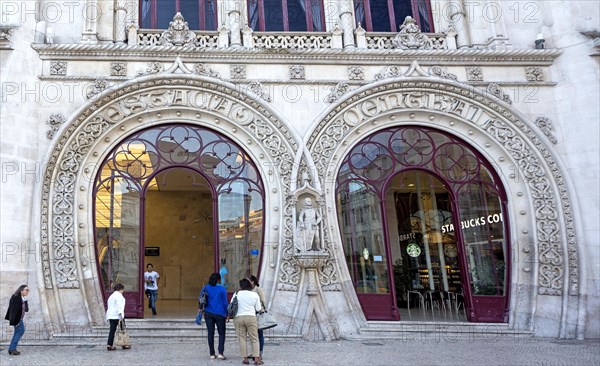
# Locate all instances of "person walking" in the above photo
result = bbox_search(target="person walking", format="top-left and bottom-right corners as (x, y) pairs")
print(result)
(4, 285), (30, 355)
(201, 273), (229, 360)
(106, 283), (129, 350)
(232, 278), (263, 365)
(144, 263), (160, 315)
(249, 275), (266, 359)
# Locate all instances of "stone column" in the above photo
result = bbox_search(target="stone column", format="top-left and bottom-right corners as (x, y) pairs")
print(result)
(114, 0), (127, 44)
(339, 0), (356, 48)
(81, 0), (99, 44)
(447, 0), (471, 48)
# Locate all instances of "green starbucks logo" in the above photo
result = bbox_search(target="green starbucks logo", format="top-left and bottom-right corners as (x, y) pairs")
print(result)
(406, 243), (421, 257)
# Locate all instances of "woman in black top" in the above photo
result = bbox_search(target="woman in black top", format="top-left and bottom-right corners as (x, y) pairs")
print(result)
(4, 284), (29, 355)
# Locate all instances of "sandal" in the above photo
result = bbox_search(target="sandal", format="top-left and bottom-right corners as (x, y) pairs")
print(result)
(106, 346), (117, 351)
(242, 358), (250, 365)
(254, 357), (264, 365)
(122, 345), (131, 349)
(217, 354), (227, 360)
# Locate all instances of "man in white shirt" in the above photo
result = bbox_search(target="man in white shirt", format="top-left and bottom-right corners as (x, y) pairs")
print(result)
(144, 263), (160, 315)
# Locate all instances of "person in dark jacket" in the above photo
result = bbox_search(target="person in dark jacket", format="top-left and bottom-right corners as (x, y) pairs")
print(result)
(4, 285), (30, 355)
(201, 272), (229, 360)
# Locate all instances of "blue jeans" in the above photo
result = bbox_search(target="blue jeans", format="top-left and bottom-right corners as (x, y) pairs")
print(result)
(9, 320), (25, 351)
(204, 312), (226, 355)
(147, 290), (158, 313)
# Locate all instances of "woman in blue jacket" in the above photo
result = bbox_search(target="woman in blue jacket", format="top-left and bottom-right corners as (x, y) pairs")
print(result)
(200, 273), (229, 360)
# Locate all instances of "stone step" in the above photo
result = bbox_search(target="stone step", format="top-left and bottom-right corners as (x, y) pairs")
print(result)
(344, 321), (534, 340)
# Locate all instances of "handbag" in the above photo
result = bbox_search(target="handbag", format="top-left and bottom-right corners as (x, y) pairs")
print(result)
(256, 310), (277, 330)
(198, 286), (208, 311)
(114, 320), (130, 347)
(195, 310), (203, 326)
(227, 292), (238, 318)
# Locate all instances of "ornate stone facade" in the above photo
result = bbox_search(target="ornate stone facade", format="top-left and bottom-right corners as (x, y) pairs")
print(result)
(1, 1), (597, 342)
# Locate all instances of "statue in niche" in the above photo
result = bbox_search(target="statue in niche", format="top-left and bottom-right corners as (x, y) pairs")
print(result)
(296, 197), (323, 251)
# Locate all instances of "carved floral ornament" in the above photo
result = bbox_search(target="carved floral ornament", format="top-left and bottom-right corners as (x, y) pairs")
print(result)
(306, 79), (577, 297)
(40, 75), (298, 290)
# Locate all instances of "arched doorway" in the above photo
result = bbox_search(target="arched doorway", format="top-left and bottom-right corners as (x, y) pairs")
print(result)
(93, 124), (265, 317)
(336, 126), (510, 322)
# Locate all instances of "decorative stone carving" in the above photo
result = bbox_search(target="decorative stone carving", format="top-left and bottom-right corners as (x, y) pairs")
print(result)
(486, 83), (512, 104)
(348, 66), (364, 80)
(230, 64), (246, 79)
(86, 78), (108, 99)
(306, 80), (577, 297)
(466, 66), (484, 81)
(42, 77), (298, 291)
(292, 181), (325, 253)
(374, 65), (403, 81)
(0, 25), (17, 49)
(138, 62), (164, 76)
(248, 81), (272, 102)
(50, 61), (67, 75)
(526, 67), (544, 81)
(535, 117), (558, 144)
(160, 12), (196, 47)
(194, 64), (221, 79)
(46, 113), (66, 139)
(110, 62), (127, 76)
(392, 16), (432, 50)
(326, 82), (350, 103)
(429, 66), (457, 80)
(289, 65), (305, 79)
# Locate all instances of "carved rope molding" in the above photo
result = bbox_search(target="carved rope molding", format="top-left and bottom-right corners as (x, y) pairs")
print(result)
(41, 76), (298, 289)
(307, 79), (577, 296)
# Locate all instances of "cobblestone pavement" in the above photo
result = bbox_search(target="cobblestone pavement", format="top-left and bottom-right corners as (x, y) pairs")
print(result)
(0, 337), (598, 366)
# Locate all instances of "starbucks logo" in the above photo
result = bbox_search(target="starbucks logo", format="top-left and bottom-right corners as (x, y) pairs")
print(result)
(406, 243), (421, 257)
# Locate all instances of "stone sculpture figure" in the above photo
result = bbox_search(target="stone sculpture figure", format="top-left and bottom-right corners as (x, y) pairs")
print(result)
(296, 197), (323, 251)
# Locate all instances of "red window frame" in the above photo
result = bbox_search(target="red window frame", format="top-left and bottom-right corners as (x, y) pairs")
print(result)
(354, 0), (434, 32)
(248, 0), (326, 32)
(139, 0), (218, 30)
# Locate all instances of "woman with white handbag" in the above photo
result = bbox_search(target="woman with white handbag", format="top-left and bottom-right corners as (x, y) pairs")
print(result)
(106, 283), (130, 350)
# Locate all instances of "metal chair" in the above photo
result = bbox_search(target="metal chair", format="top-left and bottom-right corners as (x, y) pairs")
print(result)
(407, 290), (425, 317)
(425, 291), (446, 313)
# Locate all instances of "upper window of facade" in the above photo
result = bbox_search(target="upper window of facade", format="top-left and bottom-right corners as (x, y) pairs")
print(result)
(354, 0), (433, 32)
(140, 0), (218, 30)
(248, 0), (326, 32)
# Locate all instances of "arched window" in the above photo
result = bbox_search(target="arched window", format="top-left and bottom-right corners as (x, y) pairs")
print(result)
(140, 0), (218, 30)
(248, 0), (326, 31)
(354, 0), (433, 32)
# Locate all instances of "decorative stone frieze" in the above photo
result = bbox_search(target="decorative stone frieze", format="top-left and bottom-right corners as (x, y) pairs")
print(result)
(110, 62), (127, 76)
(194, 64), (221, 79)
(374, 65), (403, 81)
(392, 16), (432, 50)
(348, 66), (364, 80)
(466, 66), (483, 81)
(535, 117), (558, 144)
(160, 12), (196, 47)
(486, 83), (512, 104)
(50, 61), (67, 75)
(429, 66), (457, 80)
(289, 65), (305, 80)
(248, 81), (272, 102)
(46, 114), (66, 139)
(85, 78), (108, 99)
(526, 67), (544, 81)
(326, 82), (350, 103)
(230, 64), (246, 79)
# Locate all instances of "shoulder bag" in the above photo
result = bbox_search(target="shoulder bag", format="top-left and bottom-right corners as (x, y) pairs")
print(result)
(227, 292), (238, 318)
(256, 301), (277, 330)
(198, 286), (208, 311)
(114, 319), (131, 347)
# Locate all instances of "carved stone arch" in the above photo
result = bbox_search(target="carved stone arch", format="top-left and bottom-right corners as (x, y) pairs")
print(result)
(306, 77), (582, 337)
(36, 74), (300, 327)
